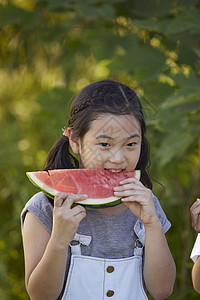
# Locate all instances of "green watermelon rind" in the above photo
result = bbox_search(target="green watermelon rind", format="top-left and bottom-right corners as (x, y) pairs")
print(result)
(26, 170), (140, 209)
(26, 171), (57, 198)
(72, 198), (122, 210)
(74, 196), (121, 207)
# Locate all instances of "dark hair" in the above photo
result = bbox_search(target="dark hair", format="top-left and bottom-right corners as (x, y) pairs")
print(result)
(43, 80), (152, 189)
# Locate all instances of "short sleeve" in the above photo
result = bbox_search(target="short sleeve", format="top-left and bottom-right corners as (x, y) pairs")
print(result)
(153, 195), (171, 234)
(20, 192), (53, 234)
(191, 234), (200, 263)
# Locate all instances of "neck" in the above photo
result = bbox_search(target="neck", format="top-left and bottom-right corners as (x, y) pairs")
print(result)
(96, 203), (128, 215)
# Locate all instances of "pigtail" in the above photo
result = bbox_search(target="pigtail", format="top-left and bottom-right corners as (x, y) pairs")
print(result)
(43, 136), (79, 171)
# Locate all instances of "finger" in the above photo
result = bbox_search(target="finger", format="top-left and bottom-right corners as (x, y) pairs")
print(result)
(71, 205), (86, 216)
(121, 200), (144, 214)
(121, 195), (146, 202)
(63, 193), (88, 207)
(73, 210), (87, 224)
(191, 215), (199, 228)
(118, 177), (143, 186)
(55, 193), (87, 208)
(114, 188), (152, 200)
(190, 200), (200, 212)
(191, 205), (200, 214)
(191, 204), (200, 227)
(114, 189), (142, 197)
(191, 208), (200, 222)
(114, 182), (144, 192)
(54, 193), (69, 207)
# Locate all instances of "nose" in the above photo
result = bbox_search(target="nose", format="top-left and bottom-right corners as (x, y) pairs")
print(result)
(109, 148), (125, 164)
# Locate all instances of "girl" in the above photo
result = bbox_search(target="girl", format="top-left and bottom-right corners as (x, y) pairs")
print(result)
(21, 80), (176, 300)
(190, 198), (200, 293)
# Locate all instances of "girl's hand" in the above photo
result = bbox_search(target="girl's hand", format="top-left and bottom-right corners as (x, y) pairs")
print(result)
(190, 199), (200, 233)
(114, 178), (159, 226)
(52, 193), (87, 246)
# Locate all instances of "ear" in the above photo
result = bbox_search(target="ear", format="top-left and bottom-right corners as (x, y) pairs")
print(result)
(67, 128), (81, 154)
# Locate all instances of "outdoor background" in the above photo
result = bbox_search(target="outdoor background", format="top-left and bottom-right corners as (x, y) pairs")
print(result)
(0, 0), (200, 299)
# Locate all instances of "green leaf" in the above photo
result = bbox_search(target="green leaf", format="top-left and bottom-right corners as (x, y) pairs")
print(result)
(129, 0), (174, 18)
(178, 41), (199, 66)
(170, 71), (200, 86)
(87, 29), (121, 60)
(176, 0), (199, 7)
(108, 35), (166, 80)
(161, 87), (200, 109)
(77, 3), (116, 19)
(43, 0), (75, 12)
(143, 81), (176, 107)
(37, 87), (74, 113)
(131, 19), (162, 32)
(155, 130), (194, 166)
(99, 4), (116, 19)
(163, 14), (199, 35)
(0, 4), (42, 28)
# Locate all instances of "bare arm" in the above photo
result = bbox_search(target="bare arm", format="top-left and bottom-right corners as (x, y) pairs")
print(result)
(190, 199), (200, 294)
(143, 219), (176, 299)
(23, 212), (69, 300)
(114, 178), (176, 300)
(192, 256), (200, 293)
(22, 193), (87, 300)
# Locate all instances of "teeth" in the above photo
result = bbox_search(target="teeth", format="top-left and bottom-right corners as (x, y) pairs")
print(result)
(106, 169), (123, 173)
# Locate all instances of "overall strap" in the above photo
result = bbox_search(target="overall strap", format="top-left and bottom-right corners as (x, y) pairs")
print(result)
(70, 233), (92, 255)
(133, 220), (145, 256)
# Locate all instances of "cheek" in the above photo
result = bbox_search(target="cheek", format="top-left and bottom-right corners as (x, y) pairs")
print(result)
(80, 147), (106, 168)
(134, 152), (141, 166)
(134, 146), (142, 167)
(128, 147), (141, 168)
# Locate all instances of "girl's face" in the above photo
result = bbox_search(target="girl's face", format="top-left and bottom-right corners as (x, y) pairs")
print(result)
(72, 114), (142, 172)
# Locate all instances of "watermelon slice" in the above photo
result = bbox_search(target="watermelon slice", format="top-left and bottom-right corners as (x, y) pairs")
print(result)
(26, 169), (141, 209)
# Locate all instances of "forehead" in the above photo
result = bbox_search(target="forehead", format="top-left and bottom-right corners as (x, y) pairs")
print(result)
(87, 114), (141, 138)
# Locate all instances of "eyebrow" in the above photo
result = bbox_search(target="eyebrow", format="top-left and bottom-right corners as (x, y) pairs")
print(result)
(96, 135), (114, 140)
(127, 134), (140, 139)
(96, 134), (140, 140)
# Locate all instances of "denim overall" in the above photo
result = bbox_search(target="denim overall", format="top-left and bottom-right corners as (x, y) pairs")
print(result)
(61, 220), (147, 300)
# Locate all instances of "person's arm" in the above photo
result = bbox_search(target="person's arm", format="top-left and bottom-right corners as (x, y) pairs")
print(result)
(143, 218), (176, 299)
(22, 193), (87, 300)
(114, 178), (176, 300)
(190, 199), (200, 294)
(192, 256), (200, 293)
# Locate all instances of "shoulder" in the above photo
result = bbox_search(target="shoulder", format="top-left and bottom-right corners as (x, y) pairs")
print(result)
(153, 194), (171, 234)
(20, 192), (53, 234)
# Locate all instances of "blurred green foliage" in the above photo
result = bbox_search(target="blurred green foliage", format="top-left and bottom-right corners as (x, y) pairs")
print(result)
(0, 0), (200, 298)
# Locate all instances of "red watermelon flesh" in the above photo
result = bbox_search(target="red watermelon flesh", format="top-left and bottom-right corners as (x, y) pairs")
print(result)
(26, 169), (140, 208)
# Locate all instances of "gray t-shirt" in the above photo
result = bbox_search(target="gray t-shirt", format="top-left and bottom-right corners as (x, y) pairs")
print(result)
(21, 192), (171, 298)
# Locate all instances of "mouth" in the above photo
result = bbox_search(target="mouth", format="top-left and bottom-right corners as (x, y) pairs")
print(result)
(104, 168), (125, 173)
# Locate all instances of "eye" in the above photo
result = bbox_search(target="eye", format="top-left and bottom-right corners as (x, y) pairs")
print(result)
(100, 142), (110, 148)
(127, 142), (137, 147)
